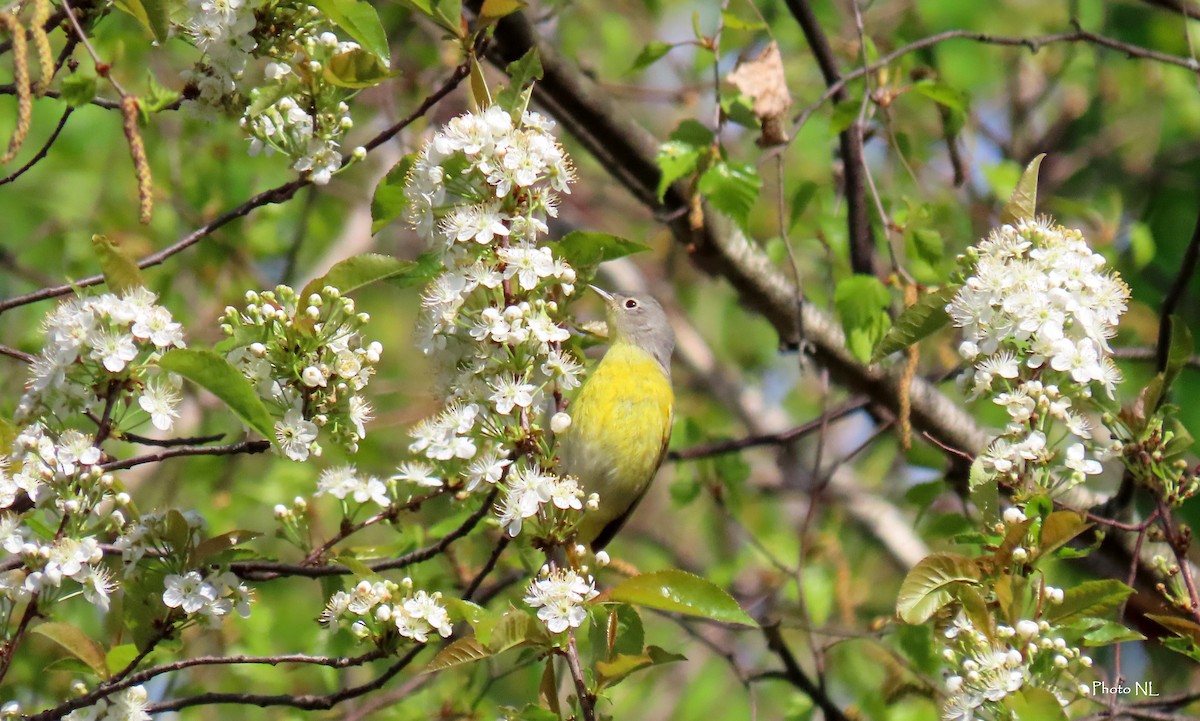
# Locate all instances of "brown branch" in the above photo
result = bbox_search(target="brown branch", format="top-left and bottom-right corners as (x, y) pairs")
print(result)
(0, 344), (35, 363)
(100, 440), (272, 472)
(0, 107), (72, 185)
(301, 488), (449, 565)
(668, 396), (870, 460)
(563, 630), (596, 721)
(0, 62), (470, 316)
(783, 0), (876, 276)
(115, 431), (226, 447)
(761, 623), (850, 721)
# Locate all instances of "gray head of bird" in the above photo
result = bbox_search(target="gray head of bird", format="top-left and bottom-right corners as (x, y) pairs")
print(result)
(590, 286), (675, 376)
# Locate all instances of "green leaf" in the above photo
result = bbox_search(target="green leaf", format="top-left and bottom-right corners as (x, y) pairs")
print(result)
(60, 73), (97, 108)
(192, 529), (261, 564)
(157, 349), (276, 440)
(912, 80), (969, 113)
(1037, 510), (1089, 558)
(595, 645), (686, 688)
(600, 570), (757, 626)
(311, 0), (391, 64)
(90, 234), (145, 294)
(1046, 580), (1135, 626)
(496, 47), (542, 110)
(894, 623), (938, 674)
(834, 274), (892, 364)
(969, 462), (999, 525)
(1129, 222), (1156, 269)
(105, 644), (140, 676)
(697, 161), (761, 229)
(478, 0), (525, 24)
(424, 636), (492, 672)
(324, 48), (396, 88)
(444, 598), (489, 628)
(555, 231), (648, 274)
(370, 155), (415, 233)
(32, 623), (109, 678)
(142, 70), (180, 114)
(1081, 620), (1145, 646)
(1163, 634), (1200, 661)
(829, 99), (859, 134)
(896, 553), (979, 624)
(907, 228), (944, 266)
(628, 41), (676, 74)
(655, 140), (703, 201)
(871, 285), (958, 363)
(113, 0), (170, 43)
(603, 604), (644, 659)
(301, 252), (439, 303)
(482, 610), (549, 650)
(1148, 613), (1200, 646)
(1003, 687), (1067, 721)
(999, 153), (1045, 225)
(787, 181), (818, 230)
(721, 9), (767, 31)
(1164, 314), (1194, 394)
(670, 120), (715, 147)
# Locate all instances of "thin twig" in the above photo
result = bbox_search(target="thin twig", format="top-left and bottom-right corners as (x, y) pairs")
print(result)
(0, 344), (35, 363)
(761, 623), (850, 721)
(100, 440), (272, 472)
(668, 397), (869, 460)
(0, 107), (72, 186)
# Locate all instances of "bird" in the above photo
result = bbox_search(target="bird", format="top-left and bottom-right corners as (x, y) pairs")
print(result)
(558, 286), (675, 551)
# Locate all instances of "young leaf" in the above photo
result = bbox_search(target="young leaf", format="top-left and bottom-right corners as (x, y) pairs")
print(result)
(469, 55), (492, 111)
(424, 636), (492, 672)
(1147, 613), (1200, 646)
(1163, 314), (1194, 394)
(371, 155), (415, 233)
(554, 231), (648, 274)
(311, 0), (391, 64)
(91, 234), (145, 294)
(871, 285), (958, 363)
(32, 623), (109, 678)
(655, 140), (703, 201)
(896, 553), (980, 624)
(113, 0), (170, 43)
(1003, 687), (1068, 721)
(834, 274), (892, 364)
(478, 0), (525, 25)
(912, 80), (969, 114)
(301, 252), (440, 303)
(105, 644), (140, 676)
(1080, 620), (1145, 646)
(628, 41), (677, 75)
(484, 610), (549, 652)
(157, 349), (276, 440)
(697, 161), (761, 230)
(60, 73), (97, 108)
(999, 153), (1045, 225)
(595, 645), (686, 688)
(496, 47), (543, 109)
(1037, 510), (1089, 558)
(324, 48), (396, 88)
(969, 463), (999, 524)
(192, 529), (261, 564)
(599, 570), (757, 626)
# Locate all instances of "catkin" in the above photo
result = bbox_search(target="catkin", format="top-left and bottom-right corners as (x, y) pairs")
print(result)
(120, 95), (153, 224)
(0, 12), (32, 165)
(30, 0), (54, 95)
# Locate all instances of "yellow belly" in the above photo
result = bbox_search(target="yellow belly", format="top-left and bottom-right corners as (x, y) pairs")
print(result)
(559, 343), (673, 546)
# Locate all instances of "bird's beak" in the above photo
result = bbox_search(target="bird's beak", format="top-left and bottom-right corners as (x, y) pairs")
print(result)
(588, 285), (615, 304)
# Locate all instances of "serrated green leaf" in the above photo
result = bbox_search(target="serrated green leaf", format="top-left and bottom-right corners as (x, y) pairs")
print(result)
(628, 41), (677, 75)
(424, 636), (492, 672)
(655, 140), (703, 201)
(871, 285), (959, 362)
(1148, 613), (1200, 646)
(60, 73), (97, 108)
(32, 623), (109, 678)
(912, 79), (969, 113)
(896, 553), (979, 624)
(370, 155), (415, 233)
(91, 234), (144, 294)
(834, 274), (892, 364)
(1003, 687), (1067, 721)
(484, 610), (550, 650)
(192, 529), (261, 565)
(698, 161), (761, 229)
(157, 349), (276, 440)
(595, 645), (686, 688)
(999, 153), (1045, 225)
(555, 231), (648, 274)
(599, 570), (757, 626)
(324, 48), (396, 88)
(496, 47), (542, 110)
(1081, 620), (1145, 646)
(312, 0), (391, 64)
(301, 252), (439, 303)
(1037, 511), (1089, 558)
(105, 644), (140, 676)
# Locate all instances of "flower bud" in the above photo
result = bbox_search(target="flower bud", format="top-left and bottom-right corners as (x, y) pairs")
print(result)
(550, 412), (572, 434)
(595, 551), (610, 567)
(1002, 507), (1026, 525)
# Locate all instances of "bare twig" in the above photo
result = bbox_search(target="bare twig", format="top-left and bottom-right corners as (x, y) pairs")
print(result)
(101, 440), (272, 472)
(0, 107), (72, 185)
(761, 623), (850, 721)
(668, 397), (869, 460)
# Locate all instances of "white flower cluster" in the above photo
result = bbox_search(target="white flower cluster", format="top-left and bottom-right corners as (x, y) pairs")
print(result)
(523, 566), (598, 633)
(16, 287), (185, 430)
(949, 218), (1129, 494)
(162, 569), (253, 626)
(0, 515), (115, 611)
(63, 685), (151, 721)
(315, 464), (391, 507)
(318, 578), (453, 644)
(221, 285), (380, 461)
(400, 104), (589, 539)
(940, 610), (1093, 721)
(178, 1), (370, 184)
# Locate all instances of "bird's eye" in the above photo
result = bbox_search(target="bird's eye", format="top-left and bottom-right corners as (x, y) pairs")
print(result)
(624, 299), (638, 309)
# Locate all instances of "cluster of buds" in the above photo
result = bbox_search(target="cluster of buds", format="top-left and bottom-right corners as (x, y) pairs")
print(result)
(221, 285), (381, 461)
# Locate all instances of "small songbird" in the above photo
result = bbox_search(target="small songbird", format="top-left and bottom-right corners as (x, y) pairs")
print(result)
(559, 286), (675, 551)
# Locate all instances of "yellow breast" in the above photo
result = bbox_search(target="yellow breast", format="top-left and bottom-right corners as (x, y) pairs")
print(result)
(559, 342), (673, 545)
